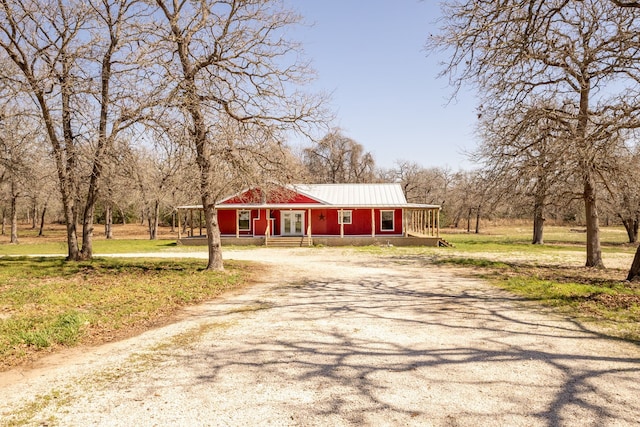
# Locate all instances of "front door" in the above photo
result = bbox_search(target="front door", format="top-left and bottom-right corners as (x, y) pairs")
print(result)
(281, 211), (304, 236)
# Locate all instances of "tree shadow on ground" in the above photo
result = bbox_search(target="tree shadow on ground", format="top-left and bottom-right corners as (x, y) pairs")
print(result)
(161, 260), (640, 426)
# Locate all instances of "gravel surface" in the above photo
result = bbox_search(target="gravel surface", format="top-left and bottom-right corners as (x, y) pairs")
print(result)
(1, 248), (639, 426)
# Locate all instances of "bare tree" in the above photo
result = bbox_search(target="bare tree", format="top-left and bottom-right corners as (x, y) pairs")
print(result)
(598, 143), (640, 243)
(0, 0), (151, 260)
(0, 105), (43, 243)
(121, 128), (194, 240)
(388, 160), (449, 204)
(611, 1), (640, 6)
(151, 0), (327, 270)
(474, 100), (576, 244)
(303, 129), (375, 183)
(430, 0), (640, 267)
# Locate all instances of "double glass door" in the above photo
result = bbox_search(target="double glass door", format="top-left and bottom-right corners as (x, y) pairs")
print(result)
(281, 211), (304, 236)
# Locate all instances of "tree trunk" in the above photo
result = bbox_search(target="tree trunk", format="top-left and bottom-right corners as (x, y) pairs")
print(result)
(10, 194), (18, 244)
(31, 201), (37, 229)
(532, 215), (545, 245)
(627, 245), (640, 281)
(195, 136), (223, 270)
(583, 168), (604, 268)
(149, 200), (159, 240)
(532, 173), (547, 244)
(80, 18), (119, 260)
(63, 200), (80, 261)
(620, 216), (638, 244)
(154, 201), (160, 239)
(60, 59), (82, 261)
(119, 206), (127, 225)
(532, 199), (545, 245)
(466, 208), (472, 233)
(574, 78), (603, 268)
(202, 197), (224, 270)
(105, 203), (113, 239)
(147, 216), (154, 239)
(79, 200), (97, 260)
(184, 72), (224, 268)
(2, 208), (5, 235)
(38, 202), (48, 237)
(474, 205), (481, 234)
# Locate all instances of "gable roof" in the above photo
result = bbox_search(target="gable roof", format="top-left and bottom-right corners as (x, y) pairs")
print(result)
(292, 183), (407, 206)
(179, 183), (440, 209)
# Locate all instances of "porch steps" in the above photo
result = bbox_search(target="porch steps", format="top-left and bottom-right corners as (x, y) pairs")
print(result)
(266, 236), (312, 247)
(438, 238), (453, 247)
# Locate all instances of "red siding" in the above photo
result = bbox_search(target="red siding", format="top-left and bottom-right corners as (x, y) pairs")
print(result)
(309, 209), (330, 235)
(221, 187), (321, 205)
(274, 193), (319, 204)
(218, 210), (236, 234)
(373, 209), (403, 234)
(253, 209), (267, 235)
(223, 189), (263, 204)
(218, 209), (261, 235)
(218, 208), (403, 236)
(308, 208), (401, 235)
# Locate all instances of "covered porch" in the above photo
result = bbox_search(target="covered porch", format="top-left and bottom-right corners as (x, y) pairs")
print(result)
(175, 205), (443, 247)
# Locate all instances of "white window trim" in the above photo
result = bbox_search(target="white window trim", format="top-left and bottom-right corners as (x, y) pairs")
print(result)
(238, 210), (251, 231)
(380, 210), (394, 231)
(338, 210), (352, 225)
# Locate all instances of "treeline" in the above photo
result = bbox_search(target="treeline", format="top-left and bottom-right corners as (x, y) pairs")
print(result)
(2, 123), (630, 246)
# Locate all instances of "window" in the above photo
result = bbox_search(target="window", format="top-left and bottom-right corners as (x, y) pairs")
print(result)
(381, 210), (394, 231)
(238, 210), (251, 231)
(338, 210), (352, 225)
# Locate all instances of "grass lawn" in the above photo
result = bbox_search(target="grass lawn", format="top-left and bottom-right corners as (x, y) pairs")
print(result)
(355, 224), (640, 342)
(0, 256), (254, 370)
(435, 225), (640, 342)
(0, 223), (206, 256)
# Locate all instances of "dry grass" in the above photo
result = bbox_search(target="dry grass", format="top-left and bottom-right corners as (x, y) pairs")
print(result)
(0, 222), (176, 245)
(0, 255), (258, 371)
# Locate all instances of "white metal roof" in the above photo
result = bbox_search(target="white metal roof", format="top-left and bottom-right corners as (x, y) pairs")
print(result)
(291, 183), (407, 206)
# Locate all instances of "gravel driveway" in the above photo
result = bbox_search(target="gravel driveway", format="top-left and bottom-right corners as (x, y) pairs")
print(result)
(2, 248), (639, 426)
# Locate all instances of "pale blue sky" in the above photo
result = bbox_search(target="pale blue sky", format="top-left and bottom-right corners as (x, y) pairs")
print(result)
(287, 0), (479, 170)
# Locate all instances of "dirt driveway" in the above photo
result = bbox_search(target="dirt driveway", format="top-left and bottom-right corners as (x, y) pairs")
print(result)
(2, 248), (640, 426)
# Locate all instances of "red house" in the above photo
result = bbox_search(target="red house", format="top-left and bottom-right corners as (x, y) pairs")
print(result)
(177, 183), (443, 247)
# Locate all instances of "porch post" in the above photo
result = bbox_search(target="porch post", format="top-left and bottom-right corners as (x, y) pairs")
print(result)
(265, 208), (271, 246)
(411, 210), (415, 234)
(437, 208), (440, 238)
(235, 209), (239, 238)
(190, 209), (194, 237)
(422, 209), (431, 236)
(307, 209), (312, 245)
(432, 209), (435, 236)
(371, 208), (375, 237)
(340, 208), (344, 238)
(430, 209), (434, 236)
(177, 208), (182, 239)
(402, 209), (406, 237)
